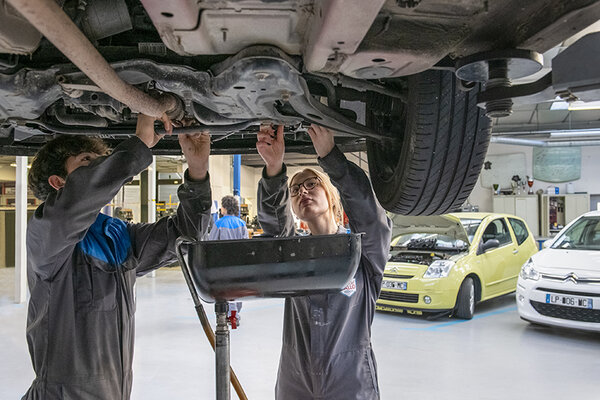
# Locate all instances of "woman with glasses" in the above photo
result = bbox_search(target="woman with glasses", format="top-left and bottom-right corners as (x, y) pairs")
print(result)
(256, 124), (392, 400)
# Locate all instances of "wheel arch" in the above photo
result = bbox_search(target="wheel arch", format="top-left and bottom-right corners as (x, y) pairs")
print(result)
(466, 273), (482, 303)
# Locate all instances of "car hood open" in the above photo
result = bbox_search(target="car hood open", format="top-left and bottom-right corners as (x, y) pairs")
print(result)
(533, 249), (600, 277)
(390, 214), (470, 245)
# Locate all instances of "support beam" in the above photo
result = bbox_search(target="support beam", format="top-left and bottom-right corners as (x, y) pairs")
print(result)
(14, 156), (27, 303)
(233, 154), (241, 197)
(146, 157), (157, 278)
(148, 157), (157, 224)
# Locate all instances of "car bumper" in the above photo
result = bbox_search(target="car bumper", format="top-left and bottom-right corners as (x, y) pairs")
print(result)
(375, 303), (452, 316)
(376, 277), (460, 312)
(516, 276), (600, 332)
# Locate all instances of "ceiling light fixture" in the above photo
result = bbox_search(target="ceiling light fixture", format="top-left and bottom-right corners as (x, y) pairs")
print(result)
(568, 100), (600, 111)
(550, 98), (600, 111)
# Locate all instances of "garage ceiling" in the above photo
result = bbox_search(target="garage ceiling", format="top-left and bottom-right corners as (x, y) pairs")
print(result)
(491, 20), (600, 142)
(492, 104), (600, 137)
(155, 156), (185, 173)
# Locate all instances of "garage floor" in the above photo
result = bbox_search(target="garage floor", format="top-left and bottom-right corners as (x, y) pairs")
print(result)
(1, 268), (599, 400)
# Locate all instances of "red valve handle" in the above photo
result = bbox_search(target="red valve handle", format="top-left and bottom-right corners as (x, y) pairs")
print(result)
(229, 310), (238, 329)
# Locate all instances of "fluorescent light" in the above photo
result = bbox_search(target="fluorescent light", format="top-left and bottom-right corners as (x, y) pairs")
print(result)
(568, 100), (600, 111)
(549, 129), (600, 138)
(550, 99), (600, 111)
(9, 163), (31, 168)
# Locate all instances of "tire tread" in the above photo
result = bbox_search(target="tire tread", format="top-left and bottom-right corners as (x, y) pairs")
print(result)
(367, 70), (491, 215)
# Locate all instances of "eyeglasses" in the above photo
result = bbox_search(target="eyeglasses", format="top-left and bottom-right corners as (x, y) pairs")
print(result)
(290, 177), (321, 197)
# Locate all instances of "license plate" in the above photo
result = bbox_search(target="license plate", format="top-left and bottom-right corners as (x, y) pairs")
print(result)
(545, 293), (593, 309)
(383, 280), (407, 290)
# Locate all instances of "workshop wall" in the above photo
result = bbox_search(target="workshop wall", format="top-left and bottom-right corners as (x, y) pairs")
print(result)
(0, 165), (16, 181)
(209, 155), (233, 205)
(207, 156), (262, 219)
(240, 165), (257, 217)
(469, 144), (600, 212)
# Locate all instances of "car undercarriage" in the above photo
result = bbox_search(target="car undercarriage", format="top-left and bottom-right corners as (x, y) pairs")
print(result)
(1, 0), (599, 214)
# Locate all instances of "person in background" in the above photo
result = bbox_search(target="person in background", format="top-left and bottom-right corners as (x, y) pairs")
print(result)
(22, 113), (213, 400)
(256, 124), (392, 400)
(209, 195), (248, 326)
(209, 195), (249, 240)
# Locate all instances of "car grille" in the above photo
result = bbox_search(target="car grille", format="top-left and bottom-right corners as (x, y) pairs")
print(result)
(379, 291), (419, 303)
(536, 287), (600, 298)
(383, 273), (413, 279)
(530, 301), (600, 323)
(541, 274), (600, 284)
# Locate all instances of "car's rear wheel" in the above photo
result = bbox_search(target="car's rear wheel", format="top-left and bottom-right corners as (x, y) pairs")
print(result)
(365, 70), (491, 215)
(455, 277), (476, 320)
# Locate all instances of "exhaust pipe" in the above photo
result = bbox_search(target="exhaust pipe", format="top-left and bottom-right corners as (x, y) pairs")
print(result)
(7, 0), (176, 118)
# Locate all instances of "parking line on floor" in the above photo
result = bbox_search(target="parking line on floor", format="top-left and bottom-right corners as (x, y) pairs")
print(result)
(397, 306), (517, 332)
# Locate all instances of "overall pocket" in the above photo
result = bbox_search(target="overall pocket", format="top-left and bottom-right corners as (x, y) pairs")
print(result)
(91, 266), (118, 311)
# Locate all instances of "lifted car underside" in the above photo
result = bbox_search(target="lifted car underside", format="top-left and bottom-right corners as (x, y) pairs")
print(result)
(1, 0), (599, 214)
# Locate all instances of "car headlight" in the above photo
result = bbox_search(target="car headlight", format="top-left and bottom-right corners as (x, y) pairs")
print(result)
(423, 260), (455, 278)
(519, 258), (540, 281)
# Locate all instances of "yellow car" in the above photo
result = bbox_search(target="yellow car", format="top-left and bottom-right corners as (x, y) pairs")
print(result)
(376, 212), (538, 319)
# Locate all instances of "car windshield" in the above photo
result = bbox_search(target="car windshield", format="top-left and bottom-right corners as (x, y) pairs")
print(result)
(393, 233), (468, 251)
(552, 216), (600, 250)
(459, 218), (482, 243)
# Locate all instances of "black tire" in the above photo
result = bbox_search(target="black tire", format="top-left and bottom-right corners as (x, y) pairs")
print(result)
(455, 277), (476, 320)
(366, 70), (491, 215)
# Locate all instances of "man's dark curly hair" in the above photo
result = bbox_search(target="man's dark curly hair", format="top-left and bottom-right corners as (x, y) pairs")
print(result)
(221, 195), (239, 216)
(28, 135), (110, 201)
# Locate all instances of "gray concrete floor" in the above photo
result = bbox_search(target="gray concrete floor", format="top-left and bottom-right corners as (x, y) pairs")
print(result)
(1, 267), (599, 400)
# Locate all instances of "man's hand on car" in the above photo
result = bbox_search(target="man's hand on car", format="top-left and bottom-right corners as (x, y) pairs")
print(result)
(179, 132), (211, 181)
(256, 124), (285, 177)
(136, 113), (173, 148)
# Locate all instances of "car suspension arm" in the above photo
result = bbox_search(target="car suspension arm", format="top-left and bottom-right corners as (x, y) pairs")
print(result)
(6, 0), (178, 119)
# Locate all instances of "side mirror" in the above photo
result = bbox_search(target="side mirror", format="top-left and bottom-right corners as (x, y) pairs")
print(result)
(478, 239), (500, 255)
(542, 239), (553, 249)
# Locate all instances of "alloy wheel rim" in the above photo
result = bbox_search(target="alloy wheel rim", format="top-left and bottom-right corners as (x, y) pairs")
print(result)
(469, 284), (475, 314)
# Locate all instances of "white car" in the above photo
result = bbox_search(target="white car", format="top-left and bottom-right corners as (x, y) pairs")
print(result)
(517, 211), (600, 332)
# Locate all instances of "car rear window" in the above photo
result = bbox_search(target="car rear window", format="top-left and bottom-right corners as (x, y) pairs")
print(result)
(508, 218), (529, 245)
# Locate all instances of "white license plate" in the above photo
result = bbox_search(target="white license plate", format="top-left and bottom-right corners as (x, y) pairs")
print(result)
(545, 293), (593, 309)
(383, 281), (407, 290)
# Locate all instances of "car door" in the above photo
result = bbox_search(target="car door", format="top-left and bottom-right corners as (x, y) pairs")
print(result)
(475, 218), (517, 298)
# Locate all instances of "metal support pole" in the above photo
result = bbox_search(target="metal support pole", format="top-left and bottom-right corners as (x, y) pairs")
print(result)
(14, 156), (27, 303)
(232, 154), (241, 217)
(175, 238), (248, 400)
(232, 155), (241, 197)
(215, 301), (231, 400)
(147, 157), (157, 278)
(148, 157), (157, 224)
